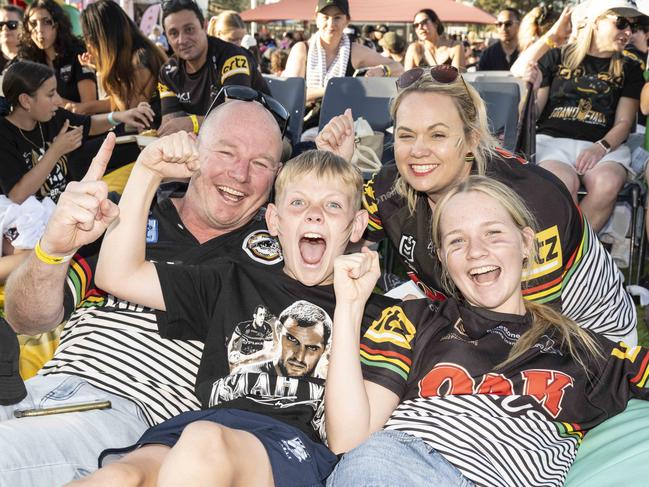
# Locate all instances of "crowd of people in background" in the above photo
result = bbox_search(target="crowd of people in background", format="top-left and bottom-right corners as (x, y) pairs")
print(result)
(1, 0), (649, 485)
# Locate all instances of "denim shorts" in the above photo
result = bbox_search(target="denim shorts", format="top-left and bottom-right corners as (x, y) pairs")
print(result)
(101, 408), (338, 487)
(327, 430), (474, 487)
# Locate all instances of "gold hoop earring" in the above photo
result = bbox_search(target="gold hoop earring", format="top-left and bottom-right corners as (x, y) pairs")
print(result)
(465, 152), (475, 164)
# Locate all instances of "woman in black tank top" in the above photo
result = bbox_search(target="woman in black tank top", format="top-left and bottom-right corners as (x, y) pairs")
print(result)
(405, 8), (465, 70)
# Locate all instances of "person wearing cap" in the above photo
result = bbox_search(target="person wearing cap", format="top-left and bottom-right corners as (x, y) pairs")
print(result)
(283, 0), (403, 129)
(478, 8), (521, 71)
(156, 0), (269, 137)
(379, 31), (406, 65)
(533, 0), (644, 232)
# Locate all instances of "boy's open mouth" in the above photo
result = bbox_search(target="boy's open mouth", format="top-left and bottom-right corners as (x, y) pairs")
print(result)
(299, 232), (327, 265)
(469, 265), (501, 284)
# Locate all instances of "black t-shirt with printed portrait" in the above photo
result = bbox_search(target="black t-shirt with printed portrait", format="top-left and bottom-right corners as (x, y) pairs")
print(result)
(360, 297), (649, 486)
(158, 36), (269, 117)
(53, 45), (97, 103)
(0, 108), (91, 201)
(537, 48), (643, 142)
(154, 259), (395, 442)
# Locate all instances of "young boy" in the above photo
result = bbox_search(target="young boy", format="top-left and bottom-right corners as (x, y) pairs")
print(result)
(88, 131), (394, 487)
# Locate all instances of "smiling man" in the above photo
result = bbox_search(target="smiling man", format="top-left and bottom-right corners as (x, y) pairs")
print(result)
(0, 97), (284, 485)
(157, 0), (269, 136)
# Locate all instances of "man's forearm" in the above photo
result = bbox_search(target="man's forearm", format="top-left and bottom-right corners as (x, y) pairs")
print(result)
(5, 253), (68, 335)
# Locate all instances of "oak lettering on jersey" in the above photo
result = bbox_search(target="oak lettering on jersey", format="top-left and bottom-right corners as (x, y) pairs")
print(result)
(419, 364), (573, 418)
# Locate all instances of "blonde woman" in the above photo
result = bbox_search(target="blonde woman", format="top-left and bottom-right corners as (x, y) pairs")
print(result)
(534, 0), (643, 231)
(326, 175), (649, 487)
(207, 10), (245, 46)
(404, 8), (464, 70)
(316, 64), (635, 341)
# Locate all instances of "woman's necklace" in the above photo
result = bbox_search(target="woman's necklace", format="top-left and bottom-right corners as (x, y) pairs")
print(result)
(18, 122), (46, 158)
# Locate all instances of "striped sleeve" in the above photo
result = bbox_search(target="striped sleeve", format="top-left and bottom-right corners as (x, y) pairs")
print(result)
(558, 216), (635, 340)
(362, 175), (386, 242)
(589, 341), (649, 416)
(360, 304), (418, 397)
(63, 252), (107, 319)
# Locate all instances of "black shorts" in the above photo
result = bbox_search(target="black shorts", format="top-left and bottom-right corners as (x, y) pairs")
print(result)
(100, 408), (338, 487)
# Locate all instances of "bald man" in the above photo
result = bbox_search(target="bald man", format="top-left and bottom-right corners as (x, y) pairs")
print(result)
(0, 98), (284, 485)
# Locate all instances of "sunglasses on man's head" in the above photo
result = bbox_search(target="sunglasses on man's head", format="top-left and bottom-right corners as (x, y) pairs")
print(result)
(609, 15), (639, 33)
(496, 21), (514, 29)
(205, 85), (289, 136)
(0, 21), (19, 30)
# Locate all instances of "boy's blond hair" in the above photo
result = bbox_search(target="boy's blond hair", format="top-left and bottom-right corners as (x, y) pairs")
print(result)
(274, 150), (364, 210)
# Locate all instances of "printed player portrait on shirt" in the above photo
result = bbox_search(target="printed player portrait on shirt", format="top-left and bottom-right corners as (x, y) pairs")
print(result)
(229, 300), (332, 379)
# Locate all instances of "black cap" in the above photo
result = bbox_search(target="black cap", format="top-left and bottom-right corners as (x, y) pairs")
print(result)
(0, 317), (26, 405)
(316, 0), (350, 17)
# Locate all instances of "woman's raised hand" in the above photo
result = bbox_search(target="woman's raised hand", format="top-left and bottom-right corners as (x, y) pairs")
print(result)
(315, 108), (355, 162)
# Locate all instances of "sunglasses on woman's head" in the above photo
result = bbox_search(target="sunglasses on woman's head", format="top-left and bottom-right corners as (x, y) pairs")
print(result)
(0, 21), (19, 30)
(205, 85), (289, 136)
(609, 15), (639, 33)
(396, 65), (476, 117)
(396, 65), (463, 89)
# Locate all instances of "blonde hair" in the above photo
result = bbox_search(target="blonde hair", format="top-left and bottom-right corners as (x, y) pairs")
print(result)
(431, 175), (602, 371)
(274, 150), (364, 210)
(207, 10), (245, 38)
(390, 76), (498, 214)
(562, 11), (623, 77)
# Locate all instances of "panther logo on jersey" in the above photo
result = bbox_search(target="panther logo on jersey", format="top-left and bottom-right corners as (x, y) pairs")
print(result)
(242, 230), (283, 265)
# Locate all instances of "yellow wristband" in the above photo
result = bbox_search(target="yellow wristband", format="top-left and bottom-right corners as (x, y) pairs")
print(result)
(382, 64), (391, 77)
(189, 114), (199, 135)
(544, 36), (558, 49)
(34, 239), (74, 265)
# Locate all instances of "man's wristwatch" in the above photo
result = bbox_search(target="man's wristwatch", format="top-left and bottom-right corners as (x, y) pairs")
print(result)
(596, 139), (612, 154)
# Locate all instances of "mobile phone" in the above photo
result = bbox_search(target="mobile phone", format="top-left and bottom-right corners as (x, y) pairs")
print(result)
(14, 400), (111, 418)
